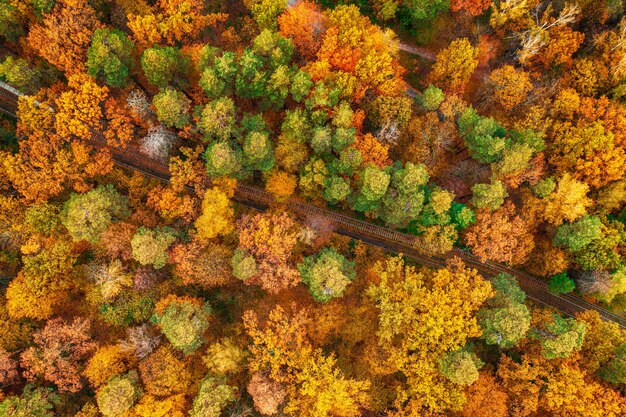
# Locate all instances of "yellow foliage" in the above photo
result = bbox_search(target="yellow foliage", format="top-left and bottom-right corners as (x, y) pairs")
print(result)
(429, 38), (478, 93)
(266, 170), (297, 201)
(131, 394), (186, 417)
(194, 186), (234, 240)
(83, 344), (135, 388)
(55, 73), (109, 141)
(543, 174), (592, 225)
(5, 272), (64, 320)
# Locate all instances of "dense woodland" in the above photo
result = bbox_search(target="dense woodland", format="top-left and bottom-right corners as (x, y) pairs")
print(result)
(0, 0), (625, 415)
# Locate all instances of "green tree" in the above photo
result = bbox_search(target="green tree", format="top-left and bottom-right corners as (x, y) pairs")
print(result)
(199, 97), (236, 141)
(96, 372), (142, 417)
(471, 180), (508, 210)
(548, 272), (576, 294)
(421, 85), (445, 111)
(131, 227), (176, 269)
(141, 46), (188, 88)
(250, 0), (287, 30)
(298, 247), (356, 302)
(323, 176), (351, 204)
(190, 376), (237, 417)
(152, 88), (190, 129)
(291, 69), (314, 102)
(458, 107), (507, 163)
(281, 108), (311, 143)
(478, 273), (531, 349)
(352, 166), (391, 212)
(0, 56), (42, 92)
(438, 350), (483, 386)
(203, 141), (243, 178)
(87, 28), (134, 87)
(153, 296), (210, 354)
(531, 177), (556, 198)
(61, 185), (129, 243)
(406, 0), (450, 21)
(533, 314), (586, 359)
(243, 131), (274, 172)
(450, 202), (475, 229)
(598, 343), (626, 384)
(0, 384), (59, 417)
(554, 215), (603, 252)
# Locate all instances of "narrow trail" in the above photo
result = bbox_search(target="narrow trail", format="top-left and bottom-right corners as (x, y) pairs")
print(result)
(1, 81), (624, 329)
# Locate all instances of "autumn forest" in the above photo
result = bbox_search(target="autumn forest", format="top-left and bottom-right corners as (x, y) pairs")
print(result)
(0, 0), (625, 415)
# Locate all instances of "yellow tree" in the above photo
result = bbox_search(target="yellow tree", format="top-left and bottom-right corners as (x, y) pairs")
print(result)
(488, 65), (533, 110)
(543, 173), (592, 225)
(429, 38), (478, 94)
(244, 305), (371, 417)
(194, 185), (235, 240)
(366, 256), (493, 413)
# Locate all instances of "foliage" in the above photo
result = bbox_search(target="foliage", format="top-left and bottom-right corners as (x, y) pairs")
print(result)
(299, 247), (356, 302)
(153, 295), (210, 354)
(96, 372), (141, 417)
(61, 185), (129, 243)
(0, 384), (59, 417)
(131, 227), (177, 269)
(548, 272), (576, 294)
(87, 28), (134, 87)
(189, 376), (236, 417)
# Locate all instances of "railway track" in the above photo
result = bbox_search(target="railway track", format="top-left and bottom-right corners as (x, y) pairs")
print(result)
(1, 82), (624, 329)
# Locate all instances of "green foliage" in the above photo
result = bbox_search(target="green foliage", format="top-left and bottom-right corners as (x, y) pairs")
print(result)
(534, 314), (586, 359)
(0, 384), (59, 417)
(131, 227), (176, 269)
(531, 177), (556, 198)
(282, 108), (311, 143)
(243, 131), (274, 172)
(421, 85), (445, 111)
(24, 203), (60, 235)
(199, 97), (236, 141)
(96, 372), (141, 417)
(323, 176), (351, 204)
(32, 0), (55, 16)
(478, 274), (530, 348)
(353, 166), (391, 212)
(298, 247), (356, 302)
(450, 202), (474, 230)
(250, 0), (287, 30)
(0, 56), (41, 92)
(87, 28), (134, 87)
(203, 141), (243, 178)
(311, 126), (333, 155)
(459, 107), (507, 163)
(61, 185), (129, 243)
(291, 69), (314, 102)
(438, 349), (483, 386)
(231, 249), (258, 281)
(99, 291), (156, 327)
(153, 299), (211, 354)
(152, 88), (191, 129)
(471, 180), (508, 210)
(141, 46), (188, 88)
(405, 0), (450, 21)
(554, 216), (603, 252)
(548, 272), (576, 294)
(299, 157), (328, 199)
(598, 343), (626, 384)
(190, 376), (237, 417)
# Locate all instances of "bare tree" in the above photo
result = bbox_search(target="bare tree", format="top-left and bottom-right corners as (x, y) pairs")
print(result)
(119, 324), (160, 359)
(140, 124), (176, 161)
(126, 90), (151, 119)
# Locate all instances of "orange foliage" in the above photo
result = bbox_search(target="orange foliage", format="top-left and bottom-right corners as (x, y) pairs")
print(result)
(464, 202), (535, 265)
(3, 131), (113, 202)
(55, 73), (109, 141)
(266, 170), (298, 201)
(537, 26), (584, 68)
(147, 185), (198, 223)
(488, 65), (533, 110)
(83, 344), (135, 388)
(104, 98), (136, 148)
(237, 211), (301, 293)
(461, 373), (509, 417)
(450, 0), (490, 16)
(27, 0), (102, 75)
(138, 346), (191, 396)
(170, 238), (232, 288)
(353, 134), (391, 168)
(279, 1), (326, 60)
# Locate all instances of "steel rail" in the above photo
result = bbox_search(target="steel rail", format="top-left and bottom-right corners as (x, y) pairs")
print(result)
(1, 82), (624, 328)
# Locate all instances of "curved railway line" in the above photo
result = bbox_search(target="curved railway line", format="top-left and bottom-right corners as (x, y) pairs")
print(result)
(1, 81), (624, 329)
